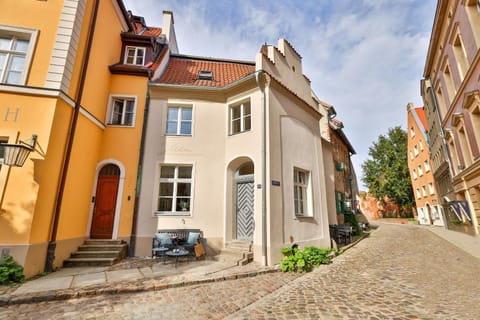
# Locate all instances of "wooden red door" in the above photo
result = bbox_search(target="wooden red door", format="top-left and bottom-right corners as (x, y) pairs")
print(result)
(90, 165), (120, 239)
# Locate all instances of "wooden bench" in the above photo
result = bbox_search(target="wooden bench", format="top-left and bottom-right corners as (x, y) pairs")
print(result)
(152, 229), (205, 258)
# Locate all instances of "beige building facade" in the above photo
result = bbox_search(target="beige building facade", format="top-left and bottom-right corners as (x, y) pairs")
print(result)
(135, 39), (331, 265)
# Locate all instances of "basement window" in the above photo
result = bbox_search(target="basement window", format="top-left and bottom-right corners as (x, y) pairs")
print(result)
(198, 70), (214, 81)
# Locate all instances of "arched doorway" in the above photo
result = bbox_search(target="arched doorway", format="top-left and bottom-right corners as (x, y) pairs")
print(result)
(235, 162), (254, 240)
(90, 164), (120, 239)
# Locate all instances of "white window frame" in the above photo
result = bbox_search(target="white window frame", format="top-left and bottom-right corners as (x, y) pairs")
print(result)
(166, 106), (193, 136)
(422, 186), (427, 197)
(0, 25), (38, 85)
(416, 188), (421, 199)
(410, 126), (415, 137)
(124, 46), (145, 66)
(418, 165), (423, 176)
(293, 167), (312, 217)
(414, 145), (419, 156)
(155, 164), (193, 216)
(412, 169), (417, 180)
(229, 99), (251, 135)
(428, 183), (435, 195)
(424, 160), (430, 172)
(106, 95), (137, 127)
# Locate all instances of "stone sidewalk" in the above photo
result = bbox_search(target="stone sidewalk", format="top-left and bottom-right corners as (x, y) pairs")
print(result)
(1, 222), (478, 307)
(378, 219), (480, 259)
(0, 253), (280, 306)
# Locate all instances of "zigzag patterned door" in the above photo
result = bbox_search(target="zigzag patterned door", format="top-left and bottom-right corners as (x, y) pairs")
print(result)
(236, 181), (254, 240)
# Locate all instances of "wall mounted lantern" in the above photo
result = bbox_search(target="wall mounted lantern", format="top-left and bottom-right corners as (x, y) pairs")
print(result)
(1, 134), (37, 167)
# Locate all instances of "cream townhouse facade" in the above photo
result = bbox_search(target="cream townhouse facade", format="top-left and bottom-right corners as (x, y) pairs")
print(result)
(134, 39), (331, 265)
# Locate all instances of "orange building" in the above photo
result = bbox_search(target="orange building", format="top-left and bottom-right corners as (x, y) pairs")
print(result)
(0, 0), (176, 277)
(407, 103), (444, 226)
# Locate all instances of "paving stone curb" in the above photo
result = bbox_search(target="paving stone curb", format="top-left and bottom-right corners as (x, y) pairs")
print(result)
(0, 267), (281, 306)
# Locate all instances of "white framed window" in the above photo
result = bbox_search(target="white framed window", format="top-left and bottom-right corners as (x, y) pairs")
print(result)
(428, 182), (435, 195)
(229, 99), (251, 135)
(424, 160), (430, 172)
(414, 145), (419, 156)
(409, 151), (414, 160)
(412, 169), (417, 180)
(418, 165), (423, 176)
(0, 26), (38, 85)
(156, 164), (193, 216)
(124, 46), (145, 66)
(416, 188), (421, 199)
(107, 96), (136, 126)
(410, 126), (415, 137)
(422, 186), (427, 197)
(419, 140), (424, 151)
(293, 167), (312, 217)
(166, 106), (192, 135)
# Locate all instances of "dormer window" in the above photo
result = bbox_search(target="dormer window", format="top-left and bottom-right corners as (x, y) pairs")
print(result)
(198, 70), (213, 81)
(124, 46), (145, 65)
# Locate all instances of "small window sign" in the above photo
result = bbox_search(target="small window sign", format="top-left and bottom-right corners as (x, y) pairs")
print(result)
(271, 180), (281, 186)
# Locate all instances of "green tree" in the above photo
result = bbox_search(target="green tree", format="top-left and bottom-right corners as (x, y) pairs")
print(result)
(361, 126), (414, 214)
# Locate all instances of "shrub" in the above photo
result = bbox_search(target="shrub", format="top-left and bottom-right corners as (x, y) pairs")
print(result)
(280, 246), (333, 273)
(344, 212), (362, 236)
(0, 255), (25, 285)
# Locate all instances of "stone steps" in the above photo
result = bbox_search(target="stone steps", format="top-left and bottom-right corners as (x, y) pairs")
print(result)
(222, 240), (253, 266)
(64, 240), (128, 267)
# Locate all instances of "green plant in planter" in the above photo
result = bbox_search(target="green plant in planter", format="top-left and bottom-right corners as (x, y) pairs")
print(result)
(280, 246), (333, 273)
(344, 211), (362, 236)
(280, 247), (311, 272)
(0, 255), (25, 285)
(303, 246), (332, 265)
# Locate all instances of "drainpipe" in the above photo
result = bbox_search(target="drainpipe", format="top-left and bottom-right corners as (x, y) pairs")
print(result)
(255, 70), (267, 266)
(45, 0), (100, 273)
(129, 89), (150, 257)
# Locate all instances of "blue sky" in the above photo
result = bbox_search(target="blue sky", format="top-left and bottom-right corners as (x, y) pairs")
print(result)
(124, 0), (437, 189)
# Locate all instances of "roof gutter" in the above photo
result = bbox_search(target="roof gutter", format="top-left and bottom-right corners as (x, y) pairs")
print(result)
(129, 88), (150, 257)
(255, 70), (268, 266)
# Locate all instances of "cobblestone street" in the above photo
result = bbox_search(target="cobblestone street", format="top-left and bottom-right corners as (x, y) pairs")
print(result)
(1, 223), (480, 319)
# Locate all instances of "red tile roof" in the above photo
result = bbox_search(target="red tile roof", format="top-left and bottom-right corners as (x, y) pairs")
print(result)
(132, 21), (163, 37)
(414, 107), (428, 131)
(155, 55), (256, 87)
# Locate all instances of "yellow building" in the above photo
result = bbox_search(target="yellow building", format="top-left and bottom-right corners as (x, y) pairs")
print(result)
(0, 0), (176, 277)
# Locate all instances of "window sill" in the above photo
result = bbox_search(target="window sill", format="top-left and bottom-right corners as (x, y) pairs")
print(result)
(294, 214), (314, 219)
(107, 124), (135, 128)
(229, 129), (251, 136)
(155, 211), (191, 217)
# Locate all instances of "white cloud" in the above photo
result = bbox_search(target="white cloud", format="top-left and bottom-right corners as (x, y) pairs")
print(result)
(124, 0), (436, 188)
